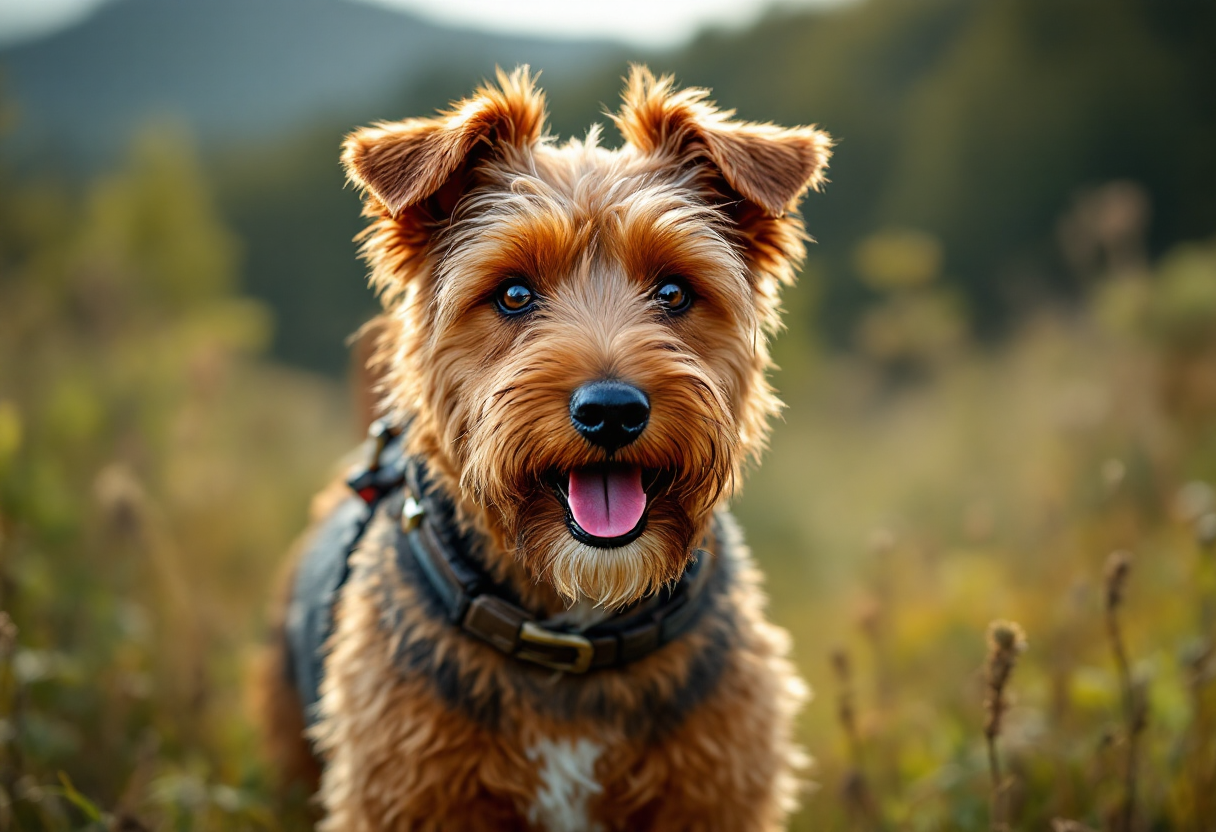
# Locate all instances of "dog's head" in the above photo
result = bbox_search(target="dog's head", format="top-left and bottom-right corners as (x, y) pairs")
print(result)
(343, 67), (830, 609)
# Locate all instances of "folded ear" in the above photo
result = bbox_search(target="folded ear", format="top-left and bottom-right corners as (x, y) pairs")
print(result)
(341, 66), (547, 217)
(614, 66), (832, 217)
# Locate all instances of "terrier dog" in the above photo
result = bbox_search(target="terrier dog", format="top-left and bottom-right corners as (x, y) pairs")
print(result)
(257, 66), (832, 831)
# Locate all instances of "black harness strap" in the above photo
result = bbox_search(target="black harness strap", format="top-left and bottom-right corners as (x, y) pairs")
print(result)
(283, 495), (369, 723)
(284, 422), (405, 724)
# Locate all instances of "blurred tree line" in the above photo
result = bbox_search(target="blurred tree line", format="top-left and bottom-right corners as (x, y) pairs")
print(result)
(206, 0), (1214, 372)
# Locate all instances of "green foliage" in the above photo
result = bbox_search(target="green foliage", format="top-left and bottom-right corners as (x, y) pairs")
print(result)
(737, 237), (1216, 830)
(0, 126), (349, 830)
(6, 124), (1211, 828)
(192, 0), (1216, 370)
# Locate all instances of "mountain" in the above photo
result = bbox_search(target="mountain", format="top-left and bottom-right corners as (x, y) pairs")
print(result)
(0, 0), (636, 374)
(0, 0), (622, 160)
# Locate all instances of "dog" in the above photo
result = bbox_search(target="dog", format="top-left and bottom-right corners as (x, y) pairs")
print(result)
(256, 65), (832, 831)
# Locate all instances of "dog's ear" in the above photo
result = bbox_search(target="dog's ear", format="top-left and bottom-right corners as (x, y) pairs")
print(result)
(614, 65), (831, 217)
(342, 67), (546, 218)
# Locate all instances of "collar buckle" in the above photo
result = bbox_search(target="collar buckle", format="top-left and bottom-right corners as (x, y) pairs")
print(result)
(517, 621), (594, 673)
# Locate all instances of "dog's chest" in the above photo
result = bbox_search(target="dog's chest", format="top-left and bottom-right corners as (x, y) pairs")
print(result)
(525, 736), (606, 832)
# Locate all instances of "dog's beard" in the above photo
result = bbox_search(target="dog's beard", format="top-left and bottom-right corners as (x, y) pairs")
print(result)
(459, 423), (734, 609)
(548, 537), (668, 611)
(496, 474), (713, 610)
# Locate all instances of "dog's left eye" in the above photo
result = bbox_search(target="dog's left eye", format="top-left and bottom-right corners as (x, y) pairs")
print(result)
(655, 277), (693, 315)
(495, 278), (536, 316)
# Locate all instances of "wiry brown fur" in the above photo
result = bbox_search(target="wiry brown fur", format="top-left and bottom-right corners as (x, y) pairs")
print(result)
(257, 66), (831, 830)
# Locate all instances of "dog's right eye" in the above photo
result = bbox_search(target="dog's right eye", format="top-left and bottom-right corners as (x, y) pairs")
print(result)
(655, 277), (693, 315)
(495, 278), (535, 316)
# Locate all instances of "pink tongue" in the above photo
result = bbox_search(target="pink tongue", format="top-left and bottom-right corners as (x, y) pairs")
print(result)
(568, 466), (647, 539)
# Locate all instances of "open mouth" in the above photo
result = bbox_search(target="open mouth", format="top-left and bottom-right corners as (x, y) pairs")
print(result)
(550, 465), (664, 548)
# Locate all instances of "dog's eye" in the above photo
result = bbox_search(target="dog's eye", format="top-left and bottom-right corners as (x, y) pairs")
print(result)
(655, 277), (693, 315)
(495, 278), (535, 316)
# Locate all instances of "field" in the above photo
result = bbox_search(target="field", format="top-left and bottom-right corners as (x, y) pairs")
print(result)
(1, 117), (1215, 832)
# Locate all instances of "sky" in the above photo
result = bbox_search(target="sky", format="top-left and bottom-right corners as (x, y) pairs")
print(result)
(0, 0), (849, 48)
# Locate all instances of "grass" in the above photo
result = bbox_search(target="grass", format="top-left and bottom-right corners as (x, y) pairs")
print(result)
(737, 241), (1216, 829)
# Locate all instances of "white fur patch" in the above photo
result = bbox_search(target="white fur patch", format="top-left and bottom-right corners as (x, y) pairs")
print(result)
(526, 737), (604, 832)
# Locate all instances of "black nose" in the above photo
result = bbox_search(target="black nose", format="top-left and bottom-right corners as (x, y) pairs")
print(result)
(569, 381), (650, 452)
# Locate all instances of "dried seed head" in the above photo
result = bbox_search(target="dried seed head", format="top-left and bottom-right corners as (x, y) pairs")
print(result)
(988, 620), (1028, 654)
(1104, 550), (1132, 610)
(984, 619), (1027, 740)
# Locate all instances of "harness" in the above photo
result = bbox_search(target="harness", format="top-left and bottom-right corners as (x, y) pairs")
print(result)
(285, 420), (716, 725)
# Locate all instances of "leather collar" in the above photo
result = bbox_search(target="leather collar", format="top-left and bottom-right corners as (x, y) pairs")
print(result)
(349, 420), (717, 674)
